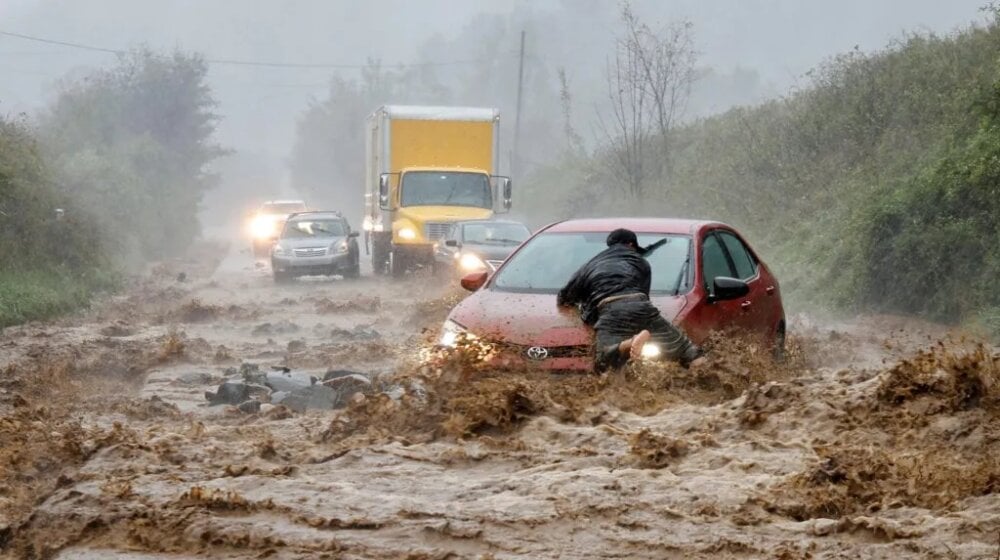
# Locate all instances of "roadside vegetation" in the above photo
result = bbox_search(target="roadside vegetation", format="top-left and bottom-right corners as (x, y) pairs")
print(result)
(0, 50), (223, 328)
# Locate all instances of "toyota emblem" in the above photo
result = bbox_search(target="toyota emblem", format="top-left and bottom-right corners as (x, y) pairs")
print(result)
(525, 346), (549, 361)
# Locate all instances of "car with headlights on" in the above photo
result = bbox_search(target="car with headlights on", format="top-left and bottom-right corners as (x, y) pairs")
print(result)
(434, 219), (531, 276)
(439, 218), (785, 370)
(249, 200), (308, 257)
(271, 212), (360, 282)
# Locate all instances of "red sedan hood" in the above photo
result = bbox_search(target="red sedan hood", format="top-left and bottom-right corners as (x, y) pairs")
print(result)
(449, 290), (689, 347)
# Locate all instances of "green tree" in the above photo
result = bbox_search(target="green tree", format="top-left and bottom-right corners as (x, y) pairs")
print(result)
(41, 48), (225, 261)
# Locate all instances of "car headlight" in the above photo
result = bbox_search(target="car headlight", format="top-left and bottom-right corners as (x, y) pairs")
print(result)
(272, 244), (287, 257)
(459, 253), (486, 271)
(333, 240), (349, 253)
(439, 319), (468, 347)
(251, 216), (275, 239)
(398, 227), (417, 240)
(641, 343), (662, 360)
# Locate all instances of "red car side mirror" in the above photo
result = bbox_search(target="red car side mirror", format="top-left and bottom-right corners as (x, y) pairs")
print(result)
(460, 271), (488, 292)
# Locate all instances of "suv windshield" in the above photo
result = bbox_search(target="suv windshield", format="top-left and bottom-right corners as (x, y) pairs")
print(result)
(263, 202), (307, 214)
(282, 219), (346, 238)
(463, 222), (530, 245)
(492, 232), (691, 293)
(400, 171), (491, 209)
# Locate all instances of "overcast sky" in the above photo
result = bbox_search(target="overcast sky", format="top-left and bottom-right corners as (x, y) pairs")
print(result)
(0, 0), (990, 184)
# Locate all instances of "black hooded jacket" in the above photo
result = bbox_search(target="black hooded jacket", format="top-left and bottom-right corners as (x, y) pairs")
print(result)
(557, 243), (650, 325)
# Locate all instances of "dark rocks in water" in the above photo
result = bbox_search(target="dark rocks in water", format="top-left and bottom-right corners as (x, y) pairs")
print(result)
(277, 384), (338, 412)
(323, 369), (368, 381)
(237, 400), (261, 414)
(176, 272), (187, 283)
(263, 371), (316, 393)
(205, 381), (250, 405)
(287, 339), (307, 352)
(271, 365), (291, 373)
(205, 380), (270, 406)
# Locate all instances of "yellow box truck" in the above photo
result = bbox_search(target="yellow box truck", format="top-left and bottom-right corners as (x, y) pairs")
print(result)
(363, 105), (511, 277)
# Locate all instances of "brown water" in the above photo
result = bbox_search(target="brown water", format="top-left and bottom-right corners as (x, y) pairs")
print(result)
(1, 242), (997, 559)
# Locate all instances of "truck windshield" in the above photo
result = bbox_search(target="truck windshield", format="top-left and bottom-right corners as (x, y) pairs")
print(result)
(400, 172), (491, 209)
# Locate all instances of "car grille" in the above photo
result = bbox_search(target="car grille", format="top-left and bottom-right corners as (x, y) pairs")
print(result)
(424, 222), (450, 240)
(497, 343), (590, 361)
(293, 247), (327, 257)
(485, 260), (504, 271)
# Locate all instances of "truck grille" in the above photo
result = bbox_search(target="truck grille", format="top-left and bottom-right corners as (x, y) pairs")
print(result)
(293, 247), (327, 257)
(424, 222), (450, 240)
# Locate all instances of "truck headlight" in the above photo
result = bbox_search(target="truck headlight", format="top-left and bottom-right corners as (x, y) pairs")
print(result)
(439, 319), (468, 347)
(641, 343), (662, 360)
(398, 227), (417, 240)
(459, 253), (486, 271)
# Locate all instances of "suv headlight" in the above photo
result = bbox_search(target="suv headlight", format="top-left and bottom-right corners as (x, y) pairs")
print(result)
(439, 319), (468, 347)
(333, 240), (349, 253)
(251, 216), (275, 239)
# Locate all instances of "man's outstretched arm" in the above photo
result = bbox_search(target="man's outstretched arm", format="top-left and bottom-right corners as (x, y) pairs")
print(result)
(557, 266), (587, 307)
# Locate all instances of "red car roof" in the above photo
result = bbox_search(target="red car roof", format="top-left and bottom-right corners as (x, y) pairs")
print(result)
(544, 217), (720, 235)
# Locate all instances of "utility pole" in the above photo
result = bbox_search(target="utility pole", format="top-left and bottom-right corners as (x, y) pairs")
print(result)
(512, 30), (525, 180)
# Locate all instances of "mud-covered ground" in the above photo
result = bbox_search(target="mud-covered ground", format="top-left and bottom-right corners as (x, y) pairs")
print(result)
(0, 242), (998, 559)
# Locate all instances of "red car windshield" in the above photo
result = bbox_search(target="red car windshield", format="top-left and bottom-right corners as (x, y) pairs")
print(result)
(492, 232), (692, 294)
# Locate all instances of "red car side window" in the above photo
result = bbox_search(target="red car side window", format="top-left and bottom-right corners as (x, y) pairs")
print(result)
(701, 233), (734, 290)
(718, 232), (757, 280)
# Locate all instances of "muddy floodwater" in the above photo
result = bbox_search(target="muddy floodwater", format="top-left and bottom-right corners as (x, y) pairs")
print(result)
(0, 242), (997, 559)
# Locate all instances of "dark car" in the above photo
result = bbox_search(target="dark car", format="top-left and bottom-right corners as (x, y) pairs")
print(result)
(433, 220), (531, 276)
(440, 218), (785, 370)
(270, 212), (360, 282)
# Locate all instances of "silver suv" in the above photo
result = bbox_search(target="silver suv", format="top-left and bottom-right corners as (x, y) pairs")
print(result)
(271, 212), (360, 282)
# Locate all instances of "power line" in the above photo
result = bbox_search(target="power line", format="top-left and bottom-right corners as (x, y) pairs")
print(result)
(0, 29), (513, 69)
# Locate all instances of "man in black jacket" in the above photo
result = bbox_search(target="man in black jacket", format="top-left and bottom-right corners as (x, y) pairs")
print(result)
(557, 228), (705, 372)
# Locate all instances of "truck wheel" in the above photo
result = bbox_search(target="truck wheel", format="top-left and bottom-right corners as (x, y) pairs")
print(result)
(390, 251), (406, 278)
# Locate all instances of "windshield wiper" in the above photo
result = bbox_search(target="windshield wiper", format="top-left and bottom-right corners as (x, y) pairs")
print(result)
(672, 250), (691, 296)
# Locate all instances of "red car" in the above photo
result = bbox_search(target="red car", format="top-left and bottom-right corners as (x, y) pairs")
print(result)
(439, 218), (785, 370)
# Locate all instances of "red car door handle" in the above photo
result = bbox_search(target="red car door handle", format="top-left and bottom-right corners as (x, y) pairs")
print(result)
(766, 286), (775, 295)
(741, 301), (752, 310)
